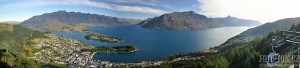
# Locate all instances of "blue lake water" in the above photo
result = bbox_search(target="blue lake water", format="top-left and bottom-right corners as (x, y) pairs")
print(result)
(53, 25), (251, 63)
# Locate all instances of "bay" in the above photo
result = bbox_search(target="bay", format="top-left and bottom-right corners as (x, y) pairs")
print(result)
(53, 25), (251, 63)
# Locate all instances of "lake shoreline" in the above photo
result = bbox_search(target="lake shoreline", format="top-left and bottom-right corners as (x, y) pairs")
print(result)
(52, 25), (251, 63)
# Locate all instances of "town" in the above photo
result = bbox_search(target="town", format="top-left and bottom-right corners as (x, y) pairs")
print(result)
(32, 34), (93, 67)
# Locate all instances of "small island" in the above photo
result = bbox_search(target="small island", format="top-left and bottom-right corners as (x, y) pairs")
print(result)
(81, 45), (138, 53)
(85, 32), (123, 43)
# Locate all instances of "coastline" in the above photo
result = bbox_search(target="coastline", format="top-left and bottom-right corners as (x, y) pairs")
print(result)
(47, 25), (248, 67)
(90, 52), (96, 60)
(88, 48), (138, 61)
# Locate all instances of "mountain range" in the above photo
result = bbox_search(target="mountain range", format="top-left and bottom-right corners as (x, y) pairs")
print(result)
(20, 10), (141, 30)
(139, 11), (222, 30)
(212, 16), (261, 26)
(139, 11), (261, 30)
(20, 11), (261, 31)
(9, 10), (300, 68)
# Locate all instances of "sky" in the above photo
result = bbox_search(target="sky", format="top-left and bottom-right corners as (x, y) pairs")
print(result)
(1, 0), (300, 23)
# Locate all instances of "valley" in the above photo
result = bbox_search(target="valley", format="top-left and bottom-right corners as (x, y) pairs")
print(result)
(0, 10), (266, 68)
(2, 0), (300, 68)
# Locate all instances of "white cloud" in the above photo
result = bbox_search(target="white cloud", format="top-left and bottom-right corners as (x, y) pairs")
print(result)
(198, 0), (300, 23)
(107, 0), (172, 8)
(108, 0), (160, 6)
(81, 0), (167, 14)
(2, 0), (167, 15)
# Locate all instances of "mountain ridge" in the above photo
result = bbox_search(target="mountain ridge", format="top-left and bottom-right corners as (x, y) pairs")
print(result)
(139, 11), (261, 30)
(20, 10), (142, 31)
(140, 11), (223, 30)
(212, 16), (261, 26)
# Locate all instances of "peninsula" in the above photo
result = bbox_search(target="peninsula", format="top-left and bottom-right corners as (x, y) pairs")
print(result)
(82, 45), (137, 53)
(85, 32), (123, 43)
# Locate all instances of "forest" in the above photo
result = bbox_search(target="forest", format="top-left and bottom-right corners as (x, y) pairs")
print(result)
(0, 24), (46, 68)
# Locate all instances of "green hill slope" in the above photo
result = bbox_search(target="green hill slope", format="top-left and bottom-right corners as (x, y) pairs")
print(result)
(0, 24), (45, 68)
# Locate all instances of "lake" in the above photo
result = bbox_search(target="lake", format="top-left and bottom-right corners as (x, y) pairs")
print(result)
(53, 25), (251, 63)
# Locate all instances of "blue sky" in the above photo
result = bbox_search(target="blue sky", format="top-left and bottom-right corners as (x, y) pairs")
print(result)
(0, 0), (200, 22)
(2, 0), (300, 23)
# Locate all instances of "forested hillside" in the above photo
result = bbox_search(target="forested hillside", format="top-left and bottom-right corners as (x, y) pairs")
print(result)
(0, 24), (45, 68)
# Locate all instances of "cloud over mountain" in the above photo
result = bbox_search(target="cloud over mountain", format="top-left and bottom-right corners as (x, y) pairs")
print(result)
(1, 0), (167, 14)
(198, 0), (300, 23)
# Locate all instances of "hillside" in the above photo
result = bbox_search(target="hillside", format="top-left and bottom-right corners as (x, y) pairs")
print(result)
(139, 11), (261, 30)
(0, 24), (46, 54)
(20, 10), (141, 31)
(39, 20), (86, 32)
(0, 24), (45, 68)
(140, 11), (223, 30)
(223, 17), (300, 46)
(0, 23), (14, 32)
(212, 16), (261, 26)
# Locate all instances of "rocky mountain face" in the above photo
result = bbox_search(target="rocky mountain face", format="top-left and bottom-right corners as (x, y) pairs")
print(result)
(20, 10), (261, 31)
(212, 16), (261, 26)
(140, 11), (223, 30)
(20, 10), (141, 28)
(139, 11), (261, 30)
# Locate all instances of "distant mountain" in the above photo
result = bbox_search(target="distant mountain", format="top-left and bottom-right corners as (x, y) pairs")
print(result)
(139, 11), (261, 30)
(138, 18), (153, 25)
(223, 17), (300, 46)
(140, 11), (223, 30)
(20, 10), (141, 30)
(0, 21), (20, 24)
(212, 16), (261, 26)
